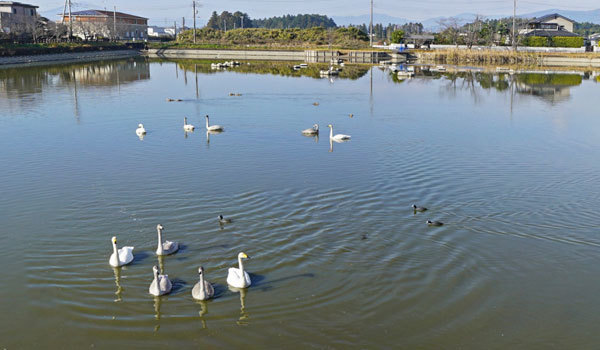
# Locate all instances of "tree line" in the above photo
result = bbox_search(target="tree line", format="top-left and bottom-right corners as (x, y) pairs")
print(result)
(205, 12), (336, 30)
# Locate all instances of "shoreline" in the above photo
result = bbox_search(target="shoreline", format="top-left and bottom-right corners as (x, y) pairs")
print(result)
(1, 47), (599, 69)
(0, 50), (141, 68)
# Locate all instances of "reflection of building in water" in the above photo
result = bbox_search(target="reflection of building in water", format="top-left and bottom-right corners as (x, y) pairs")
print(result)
(514, 73), (582, 104)
(71, 60), (150, 86)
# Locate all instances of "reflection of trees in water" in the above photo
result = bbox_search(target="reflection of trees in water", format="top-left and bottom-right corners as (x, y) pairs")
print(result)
(0, 57), (151, 98)
(391, 68), (587, 105)
(167, 59), (369, 80)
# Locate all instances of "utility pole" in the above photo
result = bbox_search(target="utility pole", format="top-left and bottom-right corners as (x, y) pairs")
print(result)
(174, 21), (177, 38)
(113, 6), (117, 41)
(241, 16), (243, 29)
(369, 0), (373, 46)
(182, 16), (185, 32)
(193, 1), (196, 43)
(67, 0), (72, 40)
(512, 0), (516, 50)
(61, 0), (67, 24)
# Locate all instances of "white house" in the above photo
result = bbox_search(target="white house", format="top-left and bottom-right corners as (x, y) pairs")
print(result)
(0, 1), (38, 34)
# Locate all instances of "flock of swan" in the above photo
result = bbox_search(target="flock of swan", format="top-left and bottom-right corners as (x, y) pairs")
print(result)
(109, 222), (250, 300)
(136, 116), (351, 144)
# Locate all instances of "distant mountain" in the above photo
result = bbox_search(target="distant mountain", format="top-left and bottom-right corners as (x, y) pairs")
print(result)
(334, 8), (600, 32)
(40, 3), (112, 20)
(333, 14), (411, 26)
(520, 8), (600, 23)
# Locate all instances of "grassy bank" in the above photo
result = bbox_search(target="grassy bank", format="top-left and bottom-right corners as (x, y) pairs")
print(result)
(417, 48), (599, 65)
(172, 27), (370, 50)
(0, 42), (142, 57)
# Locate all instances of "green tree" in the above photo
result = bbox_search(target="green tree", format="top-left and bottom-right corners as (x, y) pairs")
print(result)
(390, 29), (404, 43)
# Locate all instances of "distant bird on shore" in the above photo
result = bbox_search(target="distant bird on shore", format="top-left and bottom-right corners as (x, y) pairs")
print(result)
(166, 98), (183, 102)
(426, 220), (444, 226)
(302, 124), (319, 135)
(183, 117), (195, 131)
(313, 102), (319, 106)
(412, 204), (427, 212)
(349, 113), (354, 118)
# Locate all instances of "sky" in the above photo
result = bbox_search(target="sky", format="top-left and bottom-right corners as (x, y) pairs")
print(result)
(34, 0), (600, 26)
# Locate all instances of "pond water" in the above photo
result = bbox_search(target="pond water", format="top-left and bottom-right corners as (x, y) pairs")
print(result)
(2, 58), (600, 349)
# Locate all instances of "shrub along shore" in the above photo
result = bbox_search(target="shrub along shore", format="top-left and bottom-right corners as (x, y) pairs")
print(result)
(416, 48), (599, 65)
(0, 42), (143, 57)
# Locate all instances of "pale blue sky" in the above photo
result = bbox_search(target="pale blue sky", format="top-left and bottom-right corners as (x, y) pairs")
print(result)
(35, 0), (599, 25)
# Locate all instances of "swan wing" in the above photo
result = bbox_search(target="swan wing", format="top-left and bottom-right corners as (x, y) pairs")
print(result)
(158, 274), (172, 294)
(204, 280), (215, 297)
(191, 282), (203, 299)
(149, 278), (158, 295)
(162, 240), (179, 254)
(118, 246), (134, 265)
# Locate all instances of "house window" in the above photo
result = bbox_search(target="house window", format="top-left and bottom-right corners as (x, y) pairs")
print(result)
(12, 8), (16, 14)
(30, 9), (34, 16)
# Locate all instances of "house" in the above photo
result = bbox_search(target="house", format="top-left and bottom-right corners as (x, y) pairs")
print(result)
(0, 1), (38, 34)
(520, 13), (579, 38)
(589, 33), (600, 46)
(148, 25), (188, 38)
(60, 10), (148, 40)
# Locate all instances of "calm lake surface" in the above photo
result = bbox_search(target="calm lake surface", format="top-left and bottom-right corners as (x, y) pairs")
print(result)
(2, 58), (600, 349)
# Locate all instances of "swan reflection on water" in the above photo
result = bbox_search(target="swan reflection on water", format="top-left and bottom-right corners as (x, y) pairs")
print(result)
(112, 267), (123, 302)
(302, 133), (319, 143)
(153, 295), (162, 321)
(206, 129), (223, 143)
(196, 300), (209, 329)
(228, 286), (250, 326)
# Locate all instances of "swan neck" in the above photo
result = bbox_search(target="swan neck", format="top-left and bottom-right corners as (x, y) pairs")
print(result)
(157, 227), (162, 250)
(205, 117), (209, 128)
(199, 273), (205, 293)
(112, 241), (118, 256)
(329, 127), (333, 139)
(238, 256), (245, 274)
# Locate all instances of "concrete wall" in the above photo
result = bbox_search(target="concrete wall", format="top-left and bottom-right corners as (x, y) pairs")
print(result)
(429, 44), (586, 53)
(146, 49), (306, 61)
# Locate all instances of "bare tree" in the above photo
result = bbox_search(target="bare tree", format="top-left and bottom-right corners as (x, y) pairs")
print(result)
(438, 17), (461, 46)
(464, 15), (485, 49)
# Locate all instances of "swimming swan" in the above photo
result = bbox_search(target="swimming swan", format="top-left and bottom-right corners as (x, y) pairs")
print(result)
(149, 265), (172, 296)
(227, 252), (251, 288)
(183, 117), (195, 131)
(136, 124), (146, 136)
(155, 224), (179, 256)
(205, 115), (224, 132)
(328, 124), (351, 142)
(109, 236), (134, 267)
(302, 124), (319, 135)
(192, 266), (215, 301)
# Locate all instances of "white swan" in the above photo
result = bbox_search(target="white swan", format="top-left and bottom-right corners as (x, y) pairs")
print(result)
(328, 124), (351, 142)
(136, 123), (146, 136)
(302, 124), (319, 135)
(192, 266), (215, 301)
(149, 265), (172, 296)
(109, 236), (134, 267)
(227, 252), (251, 288)
(183, 117), (195, 131)
(205, 115), (224, 132)
(155, 224), (179, 256)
